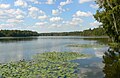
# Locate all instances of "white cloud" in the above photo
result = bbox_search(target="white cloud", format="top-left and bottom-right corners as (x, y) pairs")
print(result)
(49, 24), (62, 28)
(79, 0), (92, 4)
(35, 22), (47, 26)
(28, 6), (45, 19)
(0, 8), (25, 26)
(63, 17), (83, 26)
(52, 9), (59, 15)
(73, 11), (92, 17)
(7, 19), (23, 23)
(0, 0), (99, 32)
(0, 23), (15, 28)
(0, 4), (10, 9)
(72, 18), (83, 22)
(13, 9), (25, 15)
(71, 18), (83, 24)
(28, 6), (39, 11)
(38, 15), (47, 20)
(0, 8), (25, 19)
(29, 0), (41, 4)
(16, 15), (24, 19)
(8, 9), (25, 19)
(90, 21), (102, 26)
(60, 0), (72, 7)
(50, 17), (63, 22)
(0, 11), (4, 15)
(90, 4), (99, 9)
(14, 0), (27, 7)
(57, 7), (70, 14)
(53, 0), (72, 15)
(46, 0), (55, 4)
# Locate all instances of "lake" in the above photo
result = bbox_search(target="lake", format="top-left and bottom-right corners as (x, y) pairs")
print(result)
(0, 36), (109, 78)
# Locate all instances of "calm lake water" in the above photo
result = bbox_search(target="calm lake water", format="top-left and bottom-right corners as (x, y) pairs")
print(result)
(0, 36), (109, 78)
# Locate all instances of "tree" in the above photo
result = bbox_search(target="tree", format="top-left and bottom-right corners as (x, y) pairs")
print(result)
(103, 45), (120, 78)
(94, 0), (120, 42)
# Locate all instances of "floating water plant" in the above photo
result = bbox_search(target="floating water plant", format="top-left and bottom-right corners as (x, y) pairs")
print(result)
(33, 52), (86, 62)
(67, 44), (106, 48)
(0, 52), (87, 78)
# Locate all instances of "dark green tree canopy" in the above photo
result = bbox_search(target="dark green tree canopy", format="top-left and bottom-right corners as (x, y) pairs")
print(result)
(0, 30), (39, 37)
(94, 0), (120, 42)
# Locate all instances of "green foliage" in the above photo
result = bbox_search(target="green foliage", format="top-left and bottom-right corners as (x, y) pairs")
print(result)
(109, 43), (120, 48)
(39, 27), (106, 36)
(94, 0), (120, 42)
(0, 30), (39, 37)
(0, 52), (87, 78)
(0, 28), (106, 37)
(103, 47), (120, 78)
(95, 1), (120, 77)
(80, 28), (106, 36)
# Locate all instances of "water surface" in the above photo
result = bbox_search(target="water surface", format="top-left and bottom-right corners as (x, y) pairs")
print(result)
(0, 36), (109, 78)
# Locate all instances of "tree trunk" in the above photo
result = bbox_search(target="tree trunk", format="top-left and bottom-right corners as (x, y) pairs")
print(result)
(106, 0), (119, 35)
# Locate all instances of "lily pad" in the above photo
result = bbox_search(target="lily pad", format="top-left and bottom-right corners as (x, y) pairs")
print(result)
(0, 52), (88, 78)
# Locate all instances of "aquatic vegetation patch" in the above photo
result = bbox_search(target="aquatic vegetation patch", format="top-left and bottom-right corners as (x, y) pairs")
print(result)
(0, 52), (87, 78)
(33, 52), (86, 62)
(67, 44), (106, 48)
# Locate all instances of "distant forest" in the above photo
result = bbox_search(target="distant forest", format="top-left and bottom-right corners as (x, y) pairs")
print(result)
(39, 27), (107, 36)
(0, 27), (106, 37)
(0, 30), (39, 37)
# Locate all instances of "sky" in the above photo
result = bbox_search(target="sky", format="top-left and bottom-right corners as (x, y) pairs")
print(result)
(0, 0), (101, 33)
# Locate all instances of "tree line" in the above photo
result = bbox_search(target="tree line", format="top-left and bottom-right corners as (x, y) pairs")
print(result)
(0, 27), (106, 37)
(39, 27), (107, 36)
(0, 30), (39, 37)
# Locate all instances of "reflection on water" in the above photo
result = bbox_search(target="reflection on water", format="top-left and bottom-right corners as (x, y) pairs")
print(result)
(0, 37), (38, 43)
(83, 37), (109, 45)
(103, 46), (120, 78)
(72, 57), (104, 78)
(0, 36), (109, 77)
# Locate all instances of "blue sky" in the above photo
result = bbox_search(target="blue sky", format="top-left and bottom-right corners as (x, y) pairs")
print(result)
(0, 0), (100, 33)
